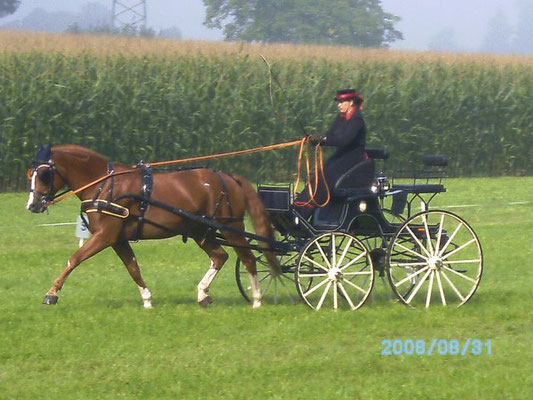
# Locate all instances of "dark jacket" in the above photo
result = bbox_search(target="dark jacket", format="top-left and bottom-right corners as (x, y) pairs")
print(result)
(322, 109), (366, 184)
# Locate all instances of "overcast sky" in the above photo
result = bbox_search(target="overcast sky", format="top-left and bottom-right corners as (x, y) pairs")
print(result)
(0, 0), (527, 52)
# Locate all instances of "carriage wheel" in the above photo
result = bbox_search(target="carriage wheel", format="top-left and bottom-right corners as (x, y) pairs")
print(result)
(296, 232), (374, 310)
(386, 210), (483, 308)
(235, 247), (299, 304)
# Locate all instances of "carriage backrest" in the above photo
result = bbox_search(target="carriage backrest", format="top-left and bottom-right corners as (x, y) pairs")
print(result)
(332, 158), (375, 196)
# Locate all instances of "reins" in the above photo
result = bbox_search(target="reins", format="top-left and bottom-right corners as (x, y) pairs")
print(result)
(52, 138), (329, 206)
(293, 139), (331, 208)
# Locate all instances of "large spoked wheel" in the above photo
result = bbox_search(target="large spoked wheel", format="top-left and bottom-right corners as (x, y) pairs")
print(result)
(386, 210), (483, 308)
(236, 247), (300, 304)
(296, 232), (374, 310)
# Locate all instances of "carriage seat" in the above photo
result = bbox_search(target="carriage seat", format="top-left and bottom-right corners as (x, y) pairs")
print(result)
(391, 154), (448, 194)
(331, 147), (388, 198)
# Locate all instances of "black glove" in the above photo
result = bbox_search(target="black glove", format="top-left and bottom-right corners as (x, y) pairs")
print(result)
(309, 134), (325, 145)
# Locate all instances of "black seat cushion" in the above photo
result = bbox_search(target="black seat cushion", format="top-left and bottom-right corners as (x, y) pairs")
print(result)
(332, 159), (375, 197)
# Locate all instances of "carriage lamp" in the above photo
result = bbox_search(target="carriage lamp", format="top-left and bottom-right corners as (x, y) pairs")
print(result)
(371, 173), (391, 194)
(359, 200), (367, 212)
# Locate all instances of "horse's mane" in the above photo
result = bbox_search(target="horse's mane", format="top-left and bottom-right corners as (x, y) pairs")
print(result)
(52, 144), (109, 162)
(52, 144), (134, 170)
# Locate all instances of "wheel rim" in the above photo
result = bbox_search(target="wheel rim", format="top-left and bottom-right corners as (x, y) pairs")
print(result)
(236, 250), (299, 304)
(296, 232), (374, 310)
(387, 210), (483, 308)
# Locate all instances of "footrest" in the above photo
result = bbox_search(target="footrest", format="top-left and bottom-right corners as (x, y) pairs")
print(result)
(392, 184), (446, 194)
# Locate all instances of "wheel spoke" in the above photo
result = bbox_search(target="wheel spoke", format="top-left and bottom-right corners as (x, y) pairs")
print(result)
(442, 265), (478, 283)
(435, 213), (445, 255)
(393, 241), (427, 261)
(316, 281), (333, 310)
(277, 275), (298, 303)
(333, 282), (338, 309)
(435, 269), (447, 305)
(279, 272), (297, 284)
(405, 268), (432, 304)
(339, 251), (368, 271)
(299, 273), (328, 278)
(425, 271), (435, 308)
(343, 271), (373, 276)
(440, 270), (465, 301)
(441, 239), (477, 261)
(273, 277), (278, 304)
(337, 282), (356, 310)
(315, 241), (332, 269)
(394, 266), (429, 287)
(390, 261), (428, 268)
(262, 275), (273, 296)
(405, 225), (432, 258)
(445, 259), (481, 265)
(438, 222), (463, 257)
(422, 213), (435, 255)
(342, 278), (369, 295)
(303, 276), (330, 297)
(336, 237), (354, 267)
(331, 234), (337, 268)
(302, 254), (329, 272)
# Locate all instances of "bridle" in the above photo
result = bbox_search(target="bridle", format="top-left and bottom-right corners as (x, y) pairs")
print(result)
(28, 159), (70, 206)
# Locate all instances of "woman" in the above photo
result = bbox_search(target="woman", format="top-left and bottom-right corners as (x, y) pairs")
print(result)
(294, 89), (366, 218)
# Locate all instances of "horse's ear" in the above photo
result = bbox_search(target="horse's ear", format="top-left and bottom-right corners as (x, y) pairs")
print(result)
(45, 144), (52, 160)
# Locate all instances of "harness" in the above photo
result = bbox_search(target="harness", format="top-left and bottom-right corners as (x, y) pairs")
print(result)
(134, 162), (154, 240)
(30, 146), (243, 243)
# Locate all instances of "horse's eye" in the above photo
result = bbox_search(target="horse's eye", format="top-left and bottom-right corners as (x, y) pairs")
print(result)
(38, 169), (52, 185)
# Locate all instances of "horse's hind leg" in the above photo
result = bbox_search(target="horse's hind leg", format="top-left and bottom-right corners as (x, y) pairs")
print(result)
(112, 241), (153, 309)
(221, 231), (262, 308)
(194, 238), (229, 308)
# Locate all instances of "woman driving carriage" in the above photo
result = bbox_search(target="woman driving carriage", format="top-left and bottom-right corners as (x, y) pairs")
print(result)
(293, 89), (366, 219)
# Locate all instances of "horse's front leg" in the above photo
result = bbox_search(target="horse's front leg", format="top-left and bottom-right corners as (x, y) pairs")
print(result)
(43, 233), (112, 305)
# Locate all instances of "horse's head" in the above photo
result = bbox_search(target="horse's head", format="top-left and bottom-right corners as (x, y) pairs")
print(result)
(26, 144), (67, 213)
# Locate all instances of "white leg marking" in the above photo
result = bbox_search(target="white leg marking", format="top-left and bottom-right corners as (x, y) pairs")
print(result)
(197, 262), (219, 303)
(26, 171), (37, 209)
(249, 274), (262, 308)
(138, 286), (153, 309)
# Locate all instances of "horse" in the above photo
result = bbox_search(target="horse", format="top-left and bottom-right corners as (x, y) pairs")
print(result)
(26, 144), (281, 308)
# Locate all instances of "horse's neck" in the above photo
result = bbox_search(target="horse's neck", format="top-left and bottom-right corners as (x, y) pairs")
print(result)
(55, 148), (110, 195)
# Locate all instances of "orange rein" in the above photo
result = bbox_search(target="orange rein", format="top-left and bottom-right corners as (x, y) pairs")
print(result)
(52, 138), (326, 205)
(293, 139), (331, 208)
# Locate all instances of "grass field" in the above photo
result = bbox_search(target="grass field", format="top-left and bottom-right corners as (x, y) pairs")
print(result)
(1, 177), (532, 399)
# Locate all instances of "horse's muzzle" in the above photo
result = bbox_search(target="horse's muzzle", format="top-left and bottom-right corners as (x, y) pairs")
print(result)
(27, 199), (48, 214)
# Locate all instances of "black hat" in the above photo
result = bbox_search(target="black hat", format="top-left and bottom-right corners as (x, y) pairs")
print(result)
(334, 89), (363, 105)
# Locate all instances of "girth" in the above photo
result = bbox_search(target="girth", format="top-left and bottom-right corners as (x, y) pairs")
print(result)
(135, 162), (153, 240)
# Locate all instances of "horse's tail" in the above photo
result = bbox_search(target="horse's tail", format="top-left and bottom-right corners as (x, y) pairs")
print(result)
(233, 174), (282, 276)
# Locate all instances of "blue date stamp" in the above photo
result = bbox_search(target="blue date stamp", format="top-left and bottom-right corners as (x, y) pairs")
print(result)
(381, 338), (492, 356)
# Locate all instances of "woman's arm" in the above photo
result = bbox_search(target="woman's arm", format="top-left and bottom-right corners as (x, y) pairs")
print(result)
(324, 115), (365, 147)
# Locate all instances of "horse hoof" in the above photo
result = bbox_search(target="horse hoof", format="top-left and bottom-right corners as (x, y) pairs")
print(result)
(43, 295), (59, 305)
(198, 296), (213, 308)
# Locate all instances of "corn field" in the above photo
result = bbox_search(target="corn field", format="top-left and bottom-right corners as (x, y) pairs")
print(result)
(1, 32), (532, 191)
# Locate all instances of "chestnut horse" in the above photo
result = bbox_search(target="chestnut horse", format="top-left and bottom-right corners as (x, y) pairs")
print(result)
(26, 144), (281, 308)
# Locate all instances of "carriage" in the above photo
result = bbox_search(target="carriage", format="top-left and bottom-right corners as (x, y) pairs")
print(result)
(27, 144), (482, 310)
(235, 148), (484, 310)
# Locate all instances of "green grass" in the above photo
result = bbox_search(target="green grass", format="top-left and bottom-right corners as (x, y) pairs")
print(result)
(1, 178), (532, 399)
